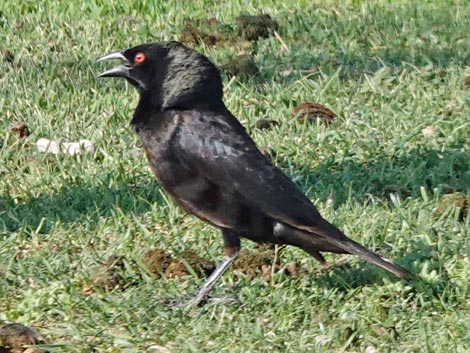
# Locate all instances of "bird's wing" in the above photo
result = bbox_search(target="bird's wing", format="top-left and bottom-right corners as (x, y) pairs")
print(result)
(175, 110), (413, 280)
(175, 110), (327, 232)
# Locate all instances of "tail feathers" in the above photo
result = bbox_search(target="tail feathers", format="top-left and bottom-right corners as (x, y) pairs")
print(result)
(300, 220), (413, 279)
(343, 239), (413, 279)
(324, 235), (412, 280)
(274, 221), (412, 279)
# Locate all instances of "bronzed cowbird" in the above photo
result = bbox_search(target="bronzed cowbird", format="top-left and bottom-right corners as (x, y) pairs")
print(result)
(97, 41), (412, 305)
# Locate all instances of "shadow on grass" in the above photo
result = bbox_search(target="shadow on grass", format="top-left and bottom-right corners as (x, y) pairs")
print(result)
(306, 238), (454, 307)
(1, 147), (468, 234)
(4, 4), (468, 234)
(272, 3), (470, 81)
(0, 179), (165, 233)
(316, 241), (434, 289)
(317, 260), (456, 304)
(276, 147), (470, 207)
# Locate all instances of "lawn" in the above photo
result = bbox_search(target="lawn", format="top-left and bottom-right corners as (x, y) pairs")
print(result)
(1, 0), (470, 352)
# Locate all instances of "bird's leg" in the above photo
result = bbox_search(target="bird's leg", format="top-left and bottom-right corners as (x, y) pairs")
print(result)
(186, 230), (240, 307)
(186, 252), (238, 306)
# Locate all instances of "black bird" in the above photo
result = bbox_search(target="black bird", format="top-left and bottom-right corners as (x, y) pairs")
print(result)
(97, 41), (412, 305)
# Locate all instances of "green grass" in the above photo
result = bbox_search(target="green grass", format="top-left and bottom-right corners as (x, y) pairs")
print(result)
(1, 0), (470, 352)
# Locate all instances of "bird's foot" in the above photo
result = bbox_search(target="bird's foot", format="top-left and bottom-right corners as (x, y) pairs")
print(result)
(164, 252), (240, 309)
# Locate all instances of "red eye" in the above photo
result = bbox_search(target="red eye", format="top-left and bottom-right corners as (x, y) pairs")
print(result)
(134, 52), (146, 64)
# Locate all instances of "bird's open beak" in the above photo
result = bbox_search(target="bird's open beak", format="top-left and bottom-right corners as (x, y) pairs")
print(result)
(96, 50), (131, 78)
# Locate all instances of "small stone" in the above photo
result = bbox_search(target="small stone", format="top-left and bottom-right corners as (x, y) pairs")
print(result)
(280, 69), (293, 77)
(36, 138), (61, 154)
(62, 139), (94, 155)
(148, 345), (171, 353)
(422, 126), (437, 137)
(364, 346), (377, 353)
(36, 138), (94, 155)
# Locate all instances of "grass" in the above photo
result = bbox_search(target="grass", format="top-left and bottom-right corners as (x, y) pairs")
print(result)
(1, 0), (470, 352)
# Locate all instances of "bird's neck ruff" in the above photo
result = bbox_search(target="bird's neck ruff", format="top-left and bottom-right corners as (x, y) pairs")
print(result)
(159, 44), (223, 110)
(130, 43), (224, 126)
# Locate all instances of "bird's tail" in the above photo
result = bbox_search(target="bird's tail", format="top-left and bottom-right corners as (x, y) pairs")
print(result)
(275, 222), (412, 279)
(326, 235), (413, 279)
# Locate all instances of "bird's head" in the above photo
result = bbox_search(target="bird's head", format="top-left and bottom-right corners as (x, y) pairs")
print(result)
(97, 41), (223, 111)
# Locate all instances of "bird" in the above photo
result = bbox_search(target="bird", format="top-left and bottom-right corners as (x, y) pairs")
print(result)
(97, 41), (412, 306)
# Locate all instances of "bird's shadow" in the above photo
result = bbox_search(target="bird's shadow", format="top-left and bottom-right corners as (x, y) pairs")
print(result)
(0, 178), (165, 233)
(4, 3), (464, 233)
(1, 147), (467, 232)
(312, 262), (452, 313)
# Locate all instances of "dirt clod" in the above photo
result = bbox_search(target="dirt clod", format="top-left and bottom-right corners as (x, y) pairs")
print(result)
(236, 14), (279, 41)
(253, 119), (279, 130)
(142, 248), (214, 279)
(259, 146), (277, 160)
(221, 54), (259, 79)
(90, 254), (125, 291)
(180, 18), (232, 46)
(233, 244), (277, 279)
(180, 15), (278, 47)
(293, 103), (336, 124)
(435, 192), (470, 222)
(2, 49), (14, 63)
(142, 249), (174, 277)
(444, 102), (461, 116)
(11, 122), (30, 138)
(284, 262), (301, 277)
(462, 76), (470, 88)
(0, 323), (45, 353)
